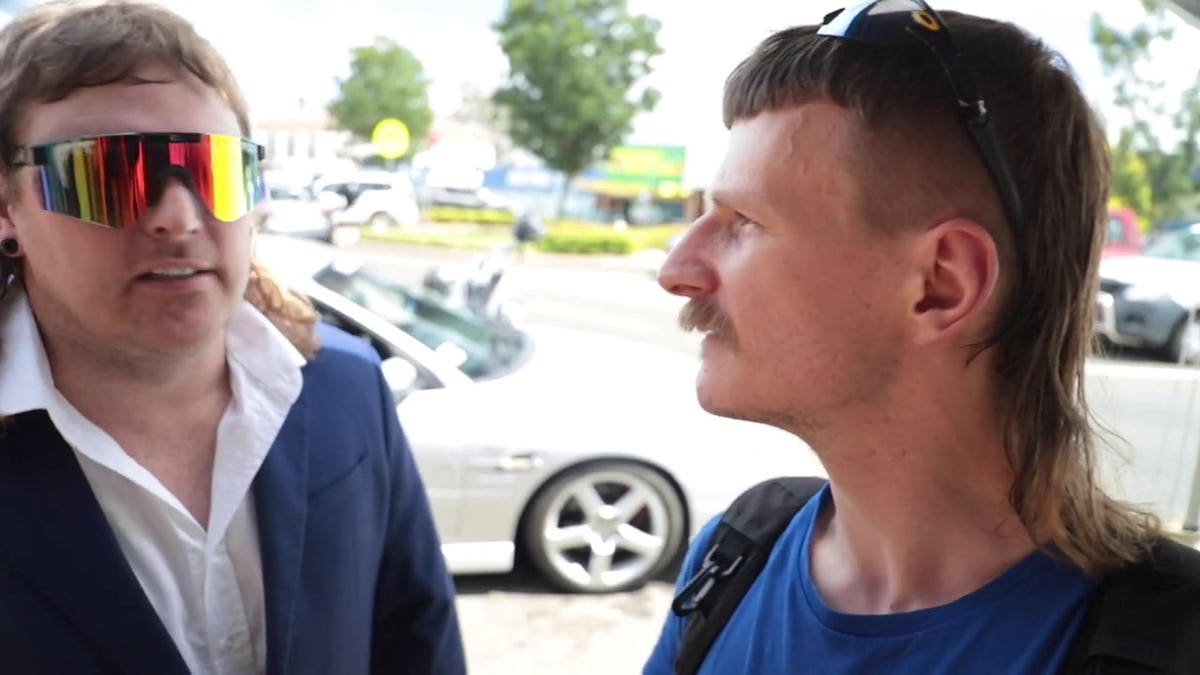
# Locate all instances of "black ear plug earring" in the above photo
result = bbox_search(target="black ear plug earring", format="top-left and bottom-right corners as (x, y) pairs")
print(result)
(0, 238), (18, 257)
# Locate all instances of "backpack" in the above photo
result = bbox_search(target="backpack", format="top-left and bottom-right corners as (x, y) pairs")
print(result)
(671, 477), (1200, 675)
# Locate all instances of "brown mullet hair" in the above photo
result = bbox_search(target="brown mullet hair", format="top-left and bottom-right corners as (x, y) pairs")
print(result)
(722, 14), (1157, 577)
(0, 0), (319, 358)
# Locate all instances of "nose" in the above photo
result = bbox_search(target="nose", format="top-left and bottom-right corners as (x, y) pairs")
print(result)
(657, 222), (717, 299)
(139, 179), (205, 238)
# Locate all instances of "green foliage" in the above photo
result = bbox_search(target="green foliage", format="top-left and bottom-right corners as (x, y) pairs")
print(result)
(1091, 1), (1199, 222)
(1111, 139), (1155, 220)
(328, 38), (434, 155)
(535, 223), (684, 254)
(359, 227), (514, 250)
(492, 0), (663, 189)
(537, 226), (635, 254)
(426, 206), (517, 225)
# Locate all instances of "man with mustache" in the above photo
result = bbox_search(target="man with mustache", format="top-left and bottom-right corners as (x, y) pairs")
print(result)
(645, 2), (1200, 674)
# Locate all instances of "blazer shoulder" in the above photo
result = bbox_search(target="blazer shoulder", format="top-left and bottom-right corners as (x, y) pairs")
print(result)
(296, 324), (389, 414)
(308, 323), (383, 375)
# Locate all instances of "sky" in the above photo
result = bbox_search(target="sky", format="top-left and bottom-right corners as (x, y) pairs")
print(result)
(4, 0), (1198, 185)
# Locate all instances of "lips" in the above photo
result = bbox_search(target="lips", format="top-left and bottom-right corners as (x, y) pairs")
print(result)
(133, 259), (215, 281)
(137, 269), (211, 279)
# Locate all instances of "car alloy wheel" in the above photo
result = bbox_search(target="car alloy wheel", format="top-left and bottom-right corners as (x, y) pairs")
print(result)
(368, 211), (398, 231)
(523, 461), (685, 593)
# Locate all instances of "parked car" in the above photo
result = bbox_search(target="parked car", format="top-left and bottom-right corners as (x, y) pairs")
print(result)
(1095, 223), (1200, 363)
(423, 185), (513, 213)
(254, 235), (823, 593)
(256, 185), (334, 241)
(1103, 206), (1145, 258)
(313, 170), (421, 230)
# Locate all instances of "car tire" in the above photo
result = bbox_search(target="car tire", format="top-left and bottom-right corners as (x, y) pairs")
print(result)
(521, 461), (686, 593)
(1165, 314), (1200, 365)
(368, 211), (397, 231)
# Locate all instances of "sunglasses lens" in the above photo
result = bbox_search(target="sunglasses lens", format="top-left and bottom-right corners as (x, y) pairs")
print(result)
(33, 134), (264, 228)
(818, 0), (930, 44)
(204, 134), (260, 222)
(816, 1), (1024, 233)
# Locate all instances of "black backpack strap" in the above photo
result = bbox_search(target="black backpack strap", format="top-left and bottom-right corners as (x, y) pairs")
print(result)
(671, 476), (827, 675)
(1060, 536), (1200, 674)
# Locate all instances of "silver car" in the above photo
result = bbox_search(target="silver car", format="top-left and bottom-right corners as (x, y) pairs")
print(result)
(257, 185), (335, 241)
(1096, 224), (1200, 364)
(255, 235), (824, 593)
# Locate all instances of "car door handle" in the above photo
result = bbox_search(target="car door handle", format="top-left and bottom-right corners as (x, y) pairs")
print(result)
(466, 451), (545, 473)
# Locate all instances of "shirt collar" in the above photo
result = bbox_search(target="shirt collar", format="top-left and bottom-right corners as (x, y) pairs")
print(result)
(0, 289), (306, 419)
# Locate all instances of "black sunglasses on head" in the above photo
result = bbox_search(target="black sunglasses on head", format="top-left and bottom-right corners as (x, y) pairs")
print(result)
(818, 0), (1024, 238)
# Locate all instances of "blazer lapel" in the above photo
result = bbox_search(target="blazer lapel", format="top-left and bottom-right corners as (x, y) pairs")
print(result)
(0, 411), (189, 674)
(254, 387), (310, 675)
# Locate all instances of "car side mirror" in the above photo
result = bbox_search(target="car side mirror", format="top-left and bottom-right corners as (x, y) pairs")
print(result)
(380, 357), (420, 397)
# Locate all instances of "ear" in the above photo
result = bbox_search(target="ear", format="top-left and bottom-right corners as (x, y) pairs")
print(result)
(0, 173), (18, 240)
(908, 219), (1000, 346)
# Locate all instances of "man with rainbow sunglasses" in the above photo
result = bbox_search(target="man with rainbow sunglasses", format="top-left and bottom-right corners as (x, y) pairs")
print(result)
(0, 2), (465, 673)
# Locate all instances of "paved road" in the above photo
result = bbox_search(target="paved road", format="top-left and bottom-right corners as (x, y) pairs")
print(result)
(454, 571), (673, 675)
(350, 240), (697, 355)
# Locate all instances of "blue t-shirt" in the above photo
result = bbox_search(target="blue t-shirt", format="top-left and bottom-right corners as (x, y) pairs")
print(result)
(644, 486), (1095, 674)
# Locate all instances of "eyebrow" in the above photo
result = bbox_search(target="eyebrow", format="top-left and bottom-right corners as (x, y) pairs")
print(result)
(711, 186), (774, 220)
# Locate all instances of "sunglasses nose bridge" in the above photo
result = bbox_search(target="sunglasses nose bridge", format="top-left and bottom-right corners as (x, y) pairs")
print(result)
(142, 166), (207, 236)
(150, 164), (196, 202)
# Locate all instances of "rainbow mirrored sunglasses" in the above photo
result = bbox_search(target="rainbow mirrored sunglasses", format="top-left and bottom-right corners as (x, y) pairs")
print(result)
(818, 0), (1024, 236)
(10, 132), (266, 229)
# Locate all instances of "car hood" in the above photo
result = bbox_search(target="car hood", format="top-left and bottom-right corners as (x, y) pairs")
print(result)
(1101, 255), (1200, 306)
(398, 325), (823, 510)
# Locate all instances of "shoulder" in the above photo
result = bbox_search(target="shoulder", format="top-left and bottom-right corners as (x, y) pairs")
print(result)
(295, 324), (390, 422)
(301, 323), (383, 385)
(1120, 536), (1200, 589)
(1070, 537), (1200, 671)
(313, 322), (382, 366)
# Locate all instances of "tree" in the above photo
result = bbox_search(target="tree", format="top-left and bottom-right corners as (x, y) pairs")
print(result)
(1091, 0), (1200, 223)
(493, 0), (663, 215)
(328, 37), (433, 157)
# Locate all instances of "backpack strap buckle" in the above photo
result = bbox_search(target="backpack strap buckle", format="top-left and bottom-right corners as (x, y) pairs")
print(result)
(671, 534), (749, 617)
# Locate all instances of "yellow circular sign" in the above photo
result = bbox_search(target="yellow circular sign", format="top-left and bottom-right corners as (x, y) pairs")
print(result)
(371, 118), (411, 159)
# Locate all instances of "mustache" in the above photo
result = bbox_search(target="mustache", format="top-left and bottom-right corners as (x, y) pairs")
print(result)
(678, 298), (735, 344)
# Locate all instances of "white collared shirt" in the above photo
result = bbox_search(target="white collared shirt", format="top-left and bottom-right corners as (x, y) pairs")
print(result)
(0, 291), (305, 675)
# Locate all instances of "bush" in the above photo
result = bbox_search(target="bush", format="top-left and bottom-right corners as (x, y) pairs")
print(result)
(536, 223), (687, 255)
(426, 206), (516, 225)
(536, 227), (634, 254)
(360, 227), (512, 250)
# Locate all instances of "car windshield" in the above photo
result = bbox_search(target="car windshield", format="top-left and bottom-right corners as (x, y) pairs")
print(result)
(313, 266), (527, 379)
(1143, 228), (1200, 262)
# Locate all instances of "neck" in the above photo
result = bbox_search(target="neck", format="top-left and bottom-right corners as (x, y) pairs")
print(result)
(41, 327), (231, 438)
(808, 367), (1037, 615)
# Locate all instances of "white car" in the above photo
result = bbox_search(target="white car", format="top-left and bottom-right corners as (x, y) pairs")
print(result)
(255, 235), (824, 593)
(313, 170), (421, 230)
(257, 185), (333, 241)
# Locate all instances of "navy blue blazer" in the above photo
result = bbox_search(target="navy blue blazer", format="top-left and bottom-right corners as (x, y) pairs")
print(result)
(0, 324), (466, 674)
